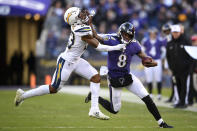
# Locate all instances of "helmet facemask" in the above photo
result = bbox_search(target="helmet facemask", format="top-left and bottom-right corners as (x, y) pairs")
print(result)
(121, 31), (133, 44)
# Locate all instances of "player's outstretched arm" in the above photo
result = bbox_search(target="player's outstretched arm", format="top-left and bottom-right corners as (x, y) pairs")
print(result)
(81, 35), (125, 52)
(137, 51), (157, 67)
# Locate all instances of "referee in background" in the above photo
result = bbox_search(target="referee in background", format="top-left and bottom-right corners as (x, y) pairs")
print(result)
(166, 25), (194, 108)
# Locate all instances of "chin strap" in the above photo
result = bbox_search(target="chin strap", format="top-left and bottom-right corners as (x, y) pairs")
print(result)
(121, 38), (131, 45)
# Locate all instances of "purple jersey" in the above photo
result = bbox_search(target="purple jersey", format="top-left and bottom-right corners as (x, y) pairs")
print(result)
(142, 38), (165, 60)
(103, 34), (141, 78)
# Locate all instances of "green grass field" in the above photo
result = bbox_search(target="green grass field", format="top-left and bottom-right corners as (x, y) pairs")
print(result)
(0, 89), (197, 131)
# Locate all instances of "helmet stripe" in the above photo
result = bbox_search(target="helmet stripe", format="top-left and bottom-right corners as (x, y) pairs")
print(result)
(66, 13), (72, 24)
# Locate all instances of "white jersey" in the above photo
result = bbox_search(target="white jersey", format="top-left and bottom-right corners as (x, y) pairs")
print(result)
(61, 24), (92, 63)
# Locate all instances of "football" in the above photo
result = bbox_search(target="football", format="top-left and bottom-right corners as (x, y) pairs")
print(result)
(142, 56), (152, 65)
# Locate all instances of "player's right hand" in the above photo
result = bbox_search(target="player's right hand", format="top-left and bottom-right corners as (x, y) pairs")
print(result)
(114, 44), (126, 51)
(142, 56), (157, 67)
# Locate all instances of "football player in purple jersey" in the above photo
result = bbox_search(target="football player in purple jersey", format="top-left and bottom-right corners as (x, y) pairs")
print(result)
(85, 20), (173, 128)
(141, 27), (166, 100)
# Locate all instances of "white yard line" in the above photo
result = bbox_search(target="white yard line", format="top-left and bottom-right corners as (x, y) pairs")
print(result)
(59, 86), (197, 112)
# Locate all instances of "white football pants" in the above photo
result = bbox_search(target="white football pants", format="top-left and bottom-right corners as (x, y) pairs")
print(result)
(144, 59), (162, 83)
(108, 73), (149, 112)
(51, 55), (98, 89)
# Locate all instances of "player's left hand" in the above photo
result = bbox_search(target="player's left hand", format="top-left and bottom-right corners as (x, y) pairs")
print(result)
(142, 56), (157, 67)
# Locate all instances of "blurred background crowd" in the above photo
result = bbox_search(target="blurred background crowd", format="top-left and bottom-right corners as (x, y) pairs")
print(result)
(0, 0), (197, 98)
(43, 0), (197, 59)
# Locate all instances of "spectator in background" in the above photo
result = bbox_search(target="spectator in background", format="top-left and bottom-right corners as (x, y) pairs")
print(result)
(44, 10), (62, 32)
(105, 0), (117, 10)
(92, 0), (107, 27)
(46, 31), (58, 58)
(191, 35), (197, 103)
(166, 25), (194, 108)
(86, 0), (97, 13)
(129, 11), (145, 40)
(142, 27), (166, 100)
(161, 23), (172, 42)
(161, 23), (177, 103)
(192, 35), (197, 46)
(27, 51), (36, 85)
(98, 21), (107, 34)
(138, 5), (148, 27)
(157, 6), (168, 28)
(44, 0), (197, 61)
(10, 51), (24, 85)
(179, 24), (185, 35)
(17, 51), (24, 85)
(117, 0), (130, 24)
(53, 0), (63, 17)
(108, 23), (118, 33)
(57, 28), (70, 53)
(105, 9), (117, 31)
(10, 51), (19, 85)
(191, 0), (197, 32)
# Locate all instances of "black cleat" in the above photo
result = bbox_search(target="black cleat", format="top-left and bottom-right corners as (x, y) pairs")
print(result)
(165, 99), (172, 103)
(174, 103), (187, 108)
(85, 92), (91, 103)
(159, 122), (173, 128)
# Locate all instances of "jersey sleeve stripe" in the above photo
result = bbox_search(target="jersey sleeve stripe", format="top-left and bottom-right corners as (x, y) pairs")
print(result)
(75, 27), (91, 32)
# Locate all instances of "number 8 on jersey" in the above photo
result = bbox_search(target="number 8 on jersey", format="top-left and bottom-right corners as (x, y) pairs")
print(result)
(117, 54), (127, 67)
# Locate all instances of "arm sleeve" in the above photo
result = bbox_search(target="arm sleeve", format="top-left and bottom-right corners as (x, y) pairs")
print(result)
(134, 40), (142, 54)
(160, 40), (167, 59)
(99, 35), (113, 45)
(161, 46), (166, 59)
(96, 43), (124, 52)
(162, 39), (167, 47)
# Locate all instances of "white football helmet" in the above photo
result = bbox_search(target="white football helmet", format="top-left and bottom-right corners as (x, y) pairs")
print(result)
(64, 7), (89, 25)
(64, 7), (81, 25)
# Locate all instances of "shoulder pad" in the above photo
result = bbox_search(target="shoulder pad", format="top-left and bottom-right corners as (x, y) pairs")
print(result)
(99, 33), (118, 41)
(132, 39), (140, 44)
(103, 36), (110, 41)
(110, 36), (116, 41)
(131, 39), (137, 42)
(108, 34), (118, 41)
(72, 25), (92, 36)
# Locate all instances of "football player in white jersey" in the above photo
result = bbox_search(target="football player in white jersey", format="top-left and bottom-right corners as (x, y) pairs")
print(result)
(14, 7), (125, 120)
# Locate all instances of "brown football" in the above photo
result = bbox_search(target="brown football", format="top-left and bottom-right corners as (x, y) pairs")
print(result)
(142, 57), (152, 65)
